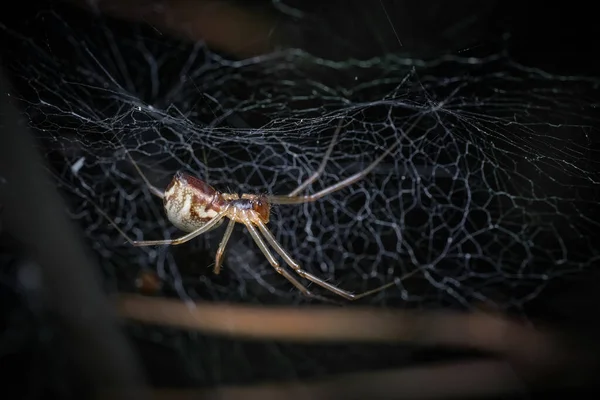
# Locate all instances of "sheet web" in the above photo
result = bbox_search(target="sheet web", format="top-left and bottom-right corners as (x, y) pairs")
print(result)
(2, 10), (600, 310)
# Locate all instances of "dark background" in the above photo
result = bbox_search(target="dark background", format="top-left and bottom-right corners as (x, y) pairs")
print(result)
(1, 1), (600, 398)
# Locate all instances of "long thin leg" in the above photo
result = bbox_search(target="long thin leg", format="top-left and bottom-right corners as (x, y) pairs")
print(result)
(214, 218), (236, 274)
(243, 219), (318, 298)
(91, 199), (227, 246)
(132, 214), (226, 246)
(255, 218), (405, 300)
(122, 149), (164, 199)
(287, 118), (343, 196)
(269, 112), (425, 205)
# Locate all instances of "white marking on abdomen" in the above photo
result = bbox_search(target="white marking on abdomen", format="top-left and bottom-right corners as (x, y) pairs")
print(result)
(194, 204), (218, 219)
(180, 194), (192, 218)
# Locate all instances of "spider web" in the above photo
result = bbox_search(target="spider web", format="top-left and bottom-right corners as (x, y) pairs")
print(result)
(1, 5), (600, 314)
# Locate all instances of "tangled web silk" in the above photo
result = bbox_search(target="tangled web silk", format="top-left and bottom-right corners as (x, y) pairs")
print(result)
(2, 9), (600, 311)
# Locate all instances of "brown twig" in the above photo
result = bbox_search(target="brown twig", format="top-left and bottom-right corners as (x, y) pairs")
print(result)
(116, 295), (565, 373)
(116, 294), (591, 397)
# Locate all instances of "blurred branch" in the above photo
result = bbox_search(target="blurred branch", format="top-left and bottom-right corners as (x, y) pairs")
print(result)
(64, 0), (283, 58)
(117, 294), (575, 378)
(116, 294), (596, 396)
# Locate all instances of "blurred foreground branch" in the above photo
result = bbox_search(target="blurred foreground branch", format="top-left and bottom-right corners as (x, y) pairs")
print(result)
(117, 294), (586, 390)
(118, 295), (549, 348)
(65, 0), (282, 58)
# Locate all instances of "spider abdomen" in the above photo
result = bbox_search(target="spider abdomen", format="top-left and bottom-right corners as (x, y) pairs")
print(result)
(163, 171), (225, 232)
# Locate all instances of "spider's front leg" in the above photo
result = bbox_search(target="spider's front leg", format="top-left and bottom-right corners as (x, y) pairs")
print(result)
(242, 219), (315, 296)
(214, 218), (236, 274)
(241, 218), (335, 303)
(254, 219), (398, 300)
(131, 212), (226, 246)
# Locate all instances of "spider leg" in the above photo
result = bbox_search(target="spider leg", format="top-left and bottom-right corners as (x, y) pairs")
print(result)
(131, 213), (226, 246)
(92, 200), (227, 247)
(243, 219), (319, 299)
(123, 148), (164, 199)
(214, 218), (236, 274)
(268, 112), (425, 205)
(254, 218), (397, 300)
(287, 118), (343, 196)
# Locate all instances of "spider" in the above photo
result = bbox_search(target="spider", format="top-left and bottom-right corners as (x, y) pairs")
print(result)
(100, 118), (420, 301)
